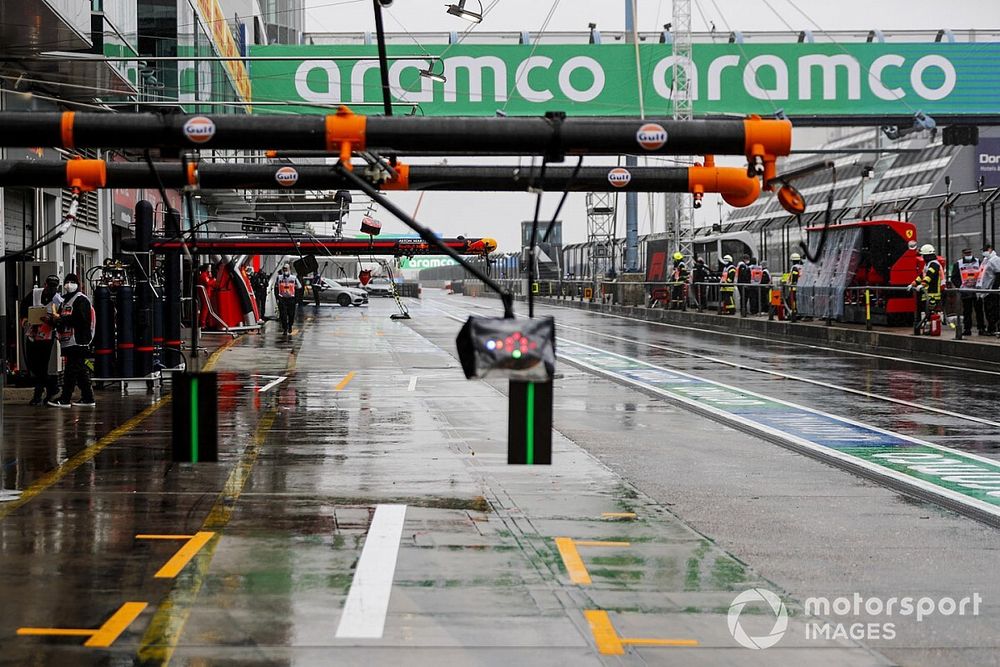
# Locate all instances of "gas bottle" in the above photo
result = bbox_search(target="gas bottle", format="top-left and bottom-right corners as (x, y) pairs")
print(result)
(115, 284), (135, 377)
(930, 311), (942, 337)
(93, 285), (114, 378)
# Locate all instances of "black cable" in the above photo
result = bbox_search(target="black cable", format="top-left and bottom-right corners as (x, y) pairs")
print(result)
(336, 163), (513, 317)
(141, 161), (269, 247)
(84, 264), (104, 291)
(0, 192), (78, 264)
(525, 156), (585, 316)
(543, 156), (584, 243)
(144, 149), (176, 231)
(372, 0), (393, 117)
(799, 166), (837, 263)
(276, 220), (306, 262)
(0, 225), (67, 263)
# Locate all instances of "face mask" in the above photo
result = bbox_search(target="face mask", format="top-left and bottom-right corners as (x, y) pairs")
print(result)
(965, 255), (974, 262)
(283, 270), (290, 276)
(64, 282), (79, 293)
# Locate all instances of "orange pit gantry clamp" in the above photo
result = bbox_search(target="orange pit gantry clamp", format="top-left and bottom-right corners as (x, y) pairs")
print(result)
(185, 160), (200, 188)
(688, 155), (762, 208)
(65, 157), (107, 193)
(325, 105), (367, 171)
(743, 115), (792, 190)
(380, 162), (410, 191)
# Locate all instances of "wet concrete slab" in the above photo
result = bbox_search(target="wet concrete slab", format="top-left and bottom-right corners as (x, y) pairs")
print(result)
(0, 298), (894, 666)
(419, 290), (1000, 667)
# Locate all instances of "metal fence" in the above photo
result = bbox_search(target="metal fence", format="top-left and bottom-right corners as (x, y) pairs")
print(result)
(447, 277), (1000, 342)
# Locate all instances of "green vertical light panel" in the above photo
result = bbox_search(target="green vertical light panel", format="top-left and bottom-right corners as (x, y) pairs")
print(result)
(172, 372), (218, 463)
(190, 377), (199, 463)
(508, 379), (552, 465)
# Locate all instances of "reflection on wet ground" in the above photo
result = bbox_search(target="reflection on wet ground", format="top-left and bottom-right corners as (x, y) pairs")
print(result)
(11, 293), (1000, 665)
(1, 299), (888, 665)
(429, 294), (1000, 458)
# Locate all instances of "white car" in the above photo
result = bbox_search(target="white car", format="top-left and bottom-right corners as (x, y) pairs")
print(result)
(316, 278), (369, 307)
(365, 278), (394, 297)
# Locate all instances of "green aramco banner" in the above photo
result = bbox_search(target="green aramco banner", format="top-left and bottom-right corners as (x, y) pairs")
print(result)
(249, 42), (1000, 117)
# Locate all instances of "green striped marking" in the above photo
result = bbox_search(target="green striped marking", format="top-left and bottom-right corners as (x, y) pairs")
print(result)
(526, 382), (535, 465)
(190, 377), (199, 464)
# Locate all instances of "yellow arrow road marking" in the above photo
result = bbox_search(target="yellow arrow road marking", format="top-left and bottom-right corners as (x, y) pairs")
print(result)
(137, 532), (216, 578)
(18, 602), (148, 648)
(334, 371), (356, 391)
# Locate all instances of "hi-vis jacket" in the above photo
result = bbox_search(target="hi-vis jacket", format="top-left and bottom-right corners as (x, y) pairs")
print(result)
(56, 292), (95, 348)
(673, 260), (689, 282)
(786, 262), (803, 287)
(21, 288), (62, 342)
(721, 264), (737, 290)
(276, 274), (301, 299)
(912, 259), (943, 299)
(951, 258), (981, 290)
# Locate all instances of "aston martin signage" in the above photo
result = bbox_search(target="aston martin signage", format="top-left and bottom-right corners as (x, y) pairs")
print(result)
(249, 42), (1000, 116)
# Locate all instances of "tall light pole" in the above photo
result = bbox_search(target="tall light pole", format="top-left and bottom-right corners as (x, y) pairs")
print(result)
(623, 0), (639, 272)
(672, 0), (693, 258)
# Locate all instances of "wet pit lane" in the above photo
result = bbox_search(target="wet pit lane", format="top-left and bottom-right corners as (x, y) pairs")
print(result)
(426, 293), (1000, 460)
(2, 295), (999, 666)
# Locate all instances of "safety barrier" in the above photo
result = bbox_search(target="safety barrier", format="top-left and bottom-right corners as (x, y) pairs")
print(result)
(453, 277), (1000, 343)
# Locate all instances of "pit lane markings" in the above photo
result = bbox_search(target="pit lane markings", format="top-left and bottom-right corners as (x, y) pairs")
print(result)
(428, 299), (1000, 524)
(0, 336), (239, 520)
(584, 610), (698, 655)
(433, 296), (1000, 428)
(554, 537), (630, 585)
(18, 602), (147, 647)
(553, 320), (1000, 428)
(559, 338), (1000, 526)
(256, 375), (287, 393)
(137, 338), (300, 664)
(334, 371), (356, 391)
(335, 504), (407, 639)
(530, 297), (1000, 378)
(136, 532), (216, 578)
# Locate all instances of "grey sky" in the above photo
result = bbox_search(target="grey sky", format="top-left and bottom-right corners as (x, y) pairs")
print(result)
(303, 0), (1000, 252)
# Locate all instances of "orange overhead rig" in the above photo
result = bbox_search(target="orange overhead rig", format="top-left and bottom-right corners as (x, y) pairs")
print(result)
(0, 159), (760, 207)
(0, 107), (792, 177)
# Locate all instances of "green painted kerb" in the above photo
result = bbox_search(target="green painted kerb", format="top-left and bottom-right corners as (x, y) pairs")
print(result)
(526, 382), (535, 465)
(190, 377), (199, 464)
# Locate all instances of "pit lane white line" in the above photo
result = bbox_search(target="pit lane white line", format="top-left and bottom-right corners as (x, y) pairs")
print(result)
(556, 339), (1000, 524)
(424, 297), (1000, 429)
(335, 504), (407, 639)
(257, 376), (287, 393)
(552, 322), (1000, 429)
(422, 299), (1000, 523)
(407, 376), (418, 392)
(488, 296), (1000, 377)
